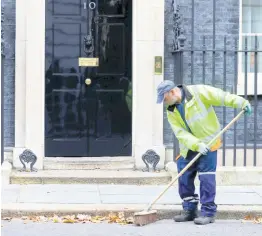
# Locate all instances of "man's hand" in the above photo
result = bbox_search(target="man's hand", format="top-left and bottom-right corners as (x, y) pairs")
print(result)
(243, 103), (252, 116)
(197, 142), (209, 155)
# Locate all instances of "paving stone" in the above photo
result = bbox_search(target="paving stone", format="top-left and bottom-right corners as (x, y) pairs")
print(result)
(22, 184), (98, 193)
(98, 184), (178, 196)
(100, 193), (181, 205)
(1, 187), (21, 203)
(216, 186), (256, 193)
(17, 189), (101, 204)
(215, 192), (262, 205)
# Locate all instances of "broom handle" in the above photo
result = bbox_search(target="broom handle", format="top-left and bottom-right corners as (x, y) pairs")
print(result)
(146, 109), (245, 211)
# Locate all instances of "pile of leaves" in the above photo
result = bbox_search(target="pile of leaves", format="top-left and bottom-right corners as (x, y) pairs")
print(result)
(4, 214), (261, 224)
(2, 212), (134, 225)
(242, 215), (262, 224)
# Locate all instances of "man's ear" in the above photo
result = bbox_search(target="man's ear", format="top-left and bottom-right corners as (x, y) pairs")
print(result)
(173, 88), (179, 95)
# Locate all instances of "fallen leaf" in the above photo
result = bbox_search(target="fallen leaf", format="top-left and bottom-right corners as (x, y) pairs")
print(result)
(29, 216), (43, 222)
(63, 215), (75, 220)
(90, 215), (106, 223)
(61, 215), (77, 224)
(52, 215), (61, 223)
(243, 215), (253, 221)
(118, 212), (125, 219)
(76, 214), (91, 222)
(242, 215), (262, 224)
(63, 219), (75, 223)
(107, 213), (119, 223)
(254, 216), (262, 224)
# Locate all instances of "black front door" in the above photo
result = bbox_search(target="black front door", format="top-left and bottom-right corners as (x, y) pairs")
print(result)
(45, 0), (132, 157)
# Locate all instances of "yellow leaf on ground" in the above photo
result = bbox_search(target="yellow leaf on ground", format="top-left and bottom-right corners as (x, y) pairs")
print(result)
(118, 212), (125, 219)
(63, 219), (75, 223)
(254, 217), (262, 224)
(52, 216), (61, 223)
(108, 213), (119, 223)
(63, 215), (75, 220)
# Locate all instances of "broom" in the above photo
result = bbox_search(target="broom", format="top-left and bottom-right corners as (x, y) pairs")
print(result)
(134, 109), (245, 226)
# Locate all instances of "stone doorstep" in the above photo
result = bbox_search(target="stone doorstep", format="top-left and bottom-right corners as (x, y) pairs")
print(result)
(10, 170), (171, 185)
(9, 167), (262, 185)
(2, 203), (262, 219)
(43, 157), (135, 170)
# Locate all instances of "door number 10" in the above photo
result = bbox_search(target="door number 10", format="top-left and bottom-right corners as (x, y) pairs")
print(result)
(84, 1), (96, 10)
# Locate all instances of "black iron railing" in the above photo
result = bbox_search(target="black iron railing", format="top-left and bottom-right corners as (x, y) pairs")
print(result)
(172, 35), (262, 166)
(170, 0), (262, 167)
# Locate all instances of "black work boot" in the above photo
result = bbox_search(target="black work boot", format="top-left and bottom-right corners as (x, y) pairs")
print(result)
(194, 216), (215, 225)
(174, 209), (198, 222)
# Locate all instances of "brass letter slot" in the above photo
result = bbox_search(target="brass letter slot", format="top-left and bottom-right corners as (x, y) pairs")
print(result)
(79, 57), (99, 67)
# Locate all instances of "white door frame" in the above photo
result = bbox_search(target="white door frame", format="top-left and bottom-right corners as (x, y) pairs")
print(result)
(14, 0), (166, 170)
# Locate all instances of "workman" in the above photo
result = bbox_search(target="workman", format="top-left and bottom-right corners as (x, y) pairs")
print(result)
(156, 81), (251, 225)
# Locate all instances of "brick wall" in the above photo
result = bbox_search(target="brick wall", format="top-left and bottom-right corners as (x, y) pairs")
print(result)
(1, 0), (15, 147)
(164, 0), (262, 147)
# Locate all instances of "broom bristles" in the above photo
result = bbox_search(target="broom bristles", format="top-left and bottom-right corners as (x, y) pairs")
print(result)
(134, 210), (157, 226)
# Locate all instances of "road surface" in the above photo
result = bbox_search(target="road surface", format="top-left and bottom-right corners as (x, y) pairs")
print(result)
(1, 219), (262, 236)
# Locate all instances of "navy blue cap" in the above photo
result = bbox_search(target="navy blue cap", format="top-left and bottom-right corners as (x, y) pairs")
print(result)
(156, 80), (176, 104)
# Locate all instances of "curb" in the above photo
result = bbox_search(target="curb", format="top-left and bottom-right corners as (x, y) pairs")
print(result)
(2, 204), (262, 220)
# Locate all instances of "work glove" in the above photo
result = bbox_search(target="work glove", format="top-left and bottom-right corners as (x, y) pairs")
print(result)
(197, 142), (209, 155)
(243, 103), (252, 116)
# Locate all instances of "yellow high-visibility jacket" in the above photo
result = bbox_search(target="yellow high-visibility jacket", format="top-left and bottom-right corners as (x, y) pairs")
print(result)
(167, 84), (249, 158)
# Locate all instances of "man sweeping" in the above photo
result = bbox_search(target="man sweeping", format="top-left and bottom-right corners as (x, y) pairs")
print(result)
(156, 81), (251, 225)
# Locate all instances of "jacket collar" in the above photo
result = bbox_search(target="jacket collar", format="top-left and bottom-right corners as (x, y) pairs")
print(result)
(167, 84), (193, 112)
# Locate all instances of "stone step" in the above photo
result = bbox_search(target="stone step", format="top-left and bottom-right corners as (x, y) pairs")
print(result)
(10, 170), (171, 185)
(9, 167), (262, 186)
(43, 157), (135, 170)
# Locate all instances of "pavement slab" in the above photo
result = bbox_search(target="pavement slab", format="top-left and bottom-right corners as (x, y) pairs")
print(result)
(17, 190), (101, 204)
(100, 194), (181, 205)
(215, 192), (262, 205)
(98, 184), (179, 198)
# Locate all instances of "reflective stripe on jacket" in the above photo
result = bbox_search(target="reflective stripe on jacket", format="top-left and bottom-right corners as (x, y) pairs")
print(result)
(167, 84), (249, 158)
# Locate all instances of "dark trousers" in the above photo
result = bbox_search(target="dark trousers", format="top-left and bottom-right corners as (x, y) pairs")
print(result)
(176, 150), (217, 217)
